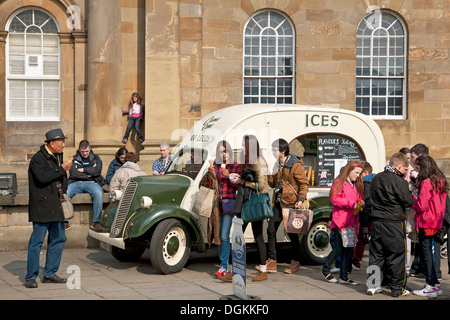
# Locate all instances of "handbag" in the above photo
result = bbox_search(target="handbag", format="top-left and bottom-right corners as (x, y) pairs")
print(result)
(241, 183), (274, 223)
(340, 226), (357, 248)
(192, 186), (215, 218)
(221, 199), (236, 215)
(56, 182), (74, 220)
(282, 208), (313, 234)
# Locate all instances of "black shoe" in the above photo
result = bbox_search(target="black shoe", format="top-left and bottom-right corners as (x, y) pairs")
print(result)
(139, 137), (145, 143)
(90, 222), (102, 232)
(24, 278), (38, 288)
(322, 271), (337, 283)
(43, 275), (67, 284)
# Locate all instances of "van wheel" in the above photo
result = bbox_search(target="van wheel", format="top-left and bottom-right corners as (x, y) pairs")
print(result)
(111, 243), (146, 262)
(300, 220), (332, 264)
(149, 219), (191, 274)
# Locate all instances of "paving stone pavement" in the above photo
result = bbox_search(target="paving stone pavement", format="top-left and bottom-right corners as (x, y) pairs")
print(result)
(0, 246), (449, 302)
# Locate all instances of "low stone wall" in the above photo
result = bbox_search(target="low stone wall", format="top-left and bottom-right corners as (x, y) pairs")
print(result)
(0, 193), (108, 252)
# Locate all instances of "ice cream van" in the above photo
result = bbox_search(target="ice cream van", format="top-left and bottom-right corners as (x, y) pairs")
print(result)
(89, 104), (385, 274)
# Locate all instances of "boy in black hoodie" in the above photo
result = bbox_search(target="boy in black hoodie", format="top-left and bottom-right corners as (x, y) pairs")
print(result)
(367, 153), (414, 297)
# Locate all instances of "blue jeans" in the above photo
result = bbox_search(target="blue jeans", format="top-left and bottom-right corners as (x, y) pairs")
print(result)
(67, 181), (104, 222)
(219, 214), (234, 270)
(124, 117), (143, 140)
(419, 228), (440, 286)
(26, 222), (65, 280)
(323, 228), (354, 281)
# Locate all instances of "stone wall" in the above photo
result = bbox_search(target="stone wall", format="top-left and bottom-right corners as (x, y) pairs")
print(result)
(0, 193), (107, 252)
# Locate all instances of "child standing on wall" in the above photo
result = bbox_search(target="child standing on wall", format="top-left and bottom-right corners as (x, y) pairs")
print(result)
(122, 92), (145, 144)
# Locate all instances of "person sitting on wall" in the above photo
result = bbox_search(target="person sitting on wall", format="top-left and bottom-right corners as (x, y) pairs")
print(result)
(67, 140), (104, 232)
(109, 152), (147, 194)
(152, 143), (173, 175)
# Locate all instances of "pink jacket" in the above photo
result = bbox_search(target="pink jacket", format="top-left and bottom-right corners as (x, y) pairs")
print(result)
(330, 179), (364, 231)
(413, 178), (446, 230)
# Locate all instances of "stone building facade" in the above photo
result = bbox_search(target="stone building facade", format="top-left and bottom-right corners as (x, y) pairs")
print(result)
(0, 0), (449, 190)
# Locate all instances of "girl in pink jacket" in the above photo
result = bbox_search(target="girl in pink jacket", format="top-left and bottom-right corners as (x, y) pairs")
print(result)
(412, 155), (448, 297)
(322, 160), (364, 285)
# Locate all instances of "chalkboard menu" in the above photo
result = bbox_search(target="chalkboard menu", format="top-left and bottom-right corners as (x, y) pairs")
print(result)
(317, 134), (364, 186)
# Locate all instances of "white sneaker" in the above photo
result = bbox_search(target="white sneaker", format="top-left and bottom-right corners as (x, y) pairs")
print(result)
(413, 285), (438, 298)
(401, 289), (411, 296)
(352, 264), (360, 271)
(434, 284), (443, 296)
(330, 267), (340, 273)
(367, 287), (382, 295)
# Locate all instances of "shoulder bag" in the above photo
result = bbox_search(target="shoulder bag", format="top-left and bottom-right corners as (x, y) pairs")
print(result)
(47, 158), (74, 220)
(241, 183), (274, 223)
(56, 182), (74, 220)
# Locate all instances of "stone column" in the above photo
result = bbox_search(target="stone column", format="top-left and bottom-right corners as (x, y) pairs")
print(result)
(144, 0), (181, 143)
(72, 31), (88, 147)
(86, 0), (122, 143)
(0, 31), (8, 147)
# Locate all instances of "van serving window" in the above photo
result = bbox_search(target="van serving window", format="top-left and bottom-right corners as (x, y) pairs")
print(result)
(291, 134), (365, 187)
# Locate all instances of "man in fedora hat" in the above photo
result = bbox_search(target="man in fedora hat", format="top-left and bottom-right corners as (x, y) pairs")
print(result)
(25, 128), (72, 289)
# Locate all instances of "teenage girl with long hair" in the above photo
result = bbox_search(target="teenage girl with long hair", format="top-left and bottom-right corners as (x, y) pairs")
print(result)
(230, 134), (269, 282)
(322, 160), (364, 285)
(412, 155), (449, 297)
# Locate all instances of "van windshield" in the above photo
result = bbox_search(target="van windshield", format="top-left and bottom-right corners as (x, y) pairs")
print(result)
(165, 147), (208, 180)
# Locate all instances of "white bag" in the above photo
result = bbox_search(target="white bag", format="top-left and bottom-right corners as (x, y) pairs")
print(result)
(192, 186), (214, 218)
(61, 194), (74, 220)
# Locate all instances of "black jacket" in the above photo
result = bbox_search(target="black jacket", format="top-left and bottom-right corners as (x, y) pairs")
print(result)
(68, 149), (103, 184)
(28, 145), (68, 223)
(370, 166), (414, 222)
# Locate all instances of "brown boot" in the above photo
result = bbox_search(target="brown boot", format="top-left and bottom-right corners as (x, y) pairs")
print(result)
(284, 260), (300, 274)
(256, 258), (277, 273)
(218, 272), (233, 282)
(252, 271), (268, 282)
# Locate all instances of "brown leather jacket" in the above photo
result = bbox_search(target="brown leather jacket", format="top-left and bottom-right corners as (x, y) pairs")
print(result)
(268, 155), (309, 208)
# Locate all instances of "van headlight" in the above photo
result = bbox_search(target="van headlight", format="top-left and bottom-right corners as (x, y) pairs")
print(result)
(109, 190), (123, 202)
(141, 196), (153, 208)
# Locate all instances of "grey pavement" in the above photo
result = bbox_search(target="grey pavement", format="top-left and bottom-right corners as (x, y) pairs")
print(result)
(1, 246), (449, 301)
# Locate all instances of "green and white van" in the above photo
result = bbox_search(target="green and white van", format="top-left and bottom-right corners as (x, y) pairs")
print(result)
(89, 104), (385, 274)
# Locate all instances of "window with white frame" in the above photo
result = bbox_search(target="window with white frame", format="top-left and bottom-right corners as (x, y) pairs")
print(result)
(356, 11), (407, 119)
(6, 9), (60, 121)
(243, 11), (295, 104)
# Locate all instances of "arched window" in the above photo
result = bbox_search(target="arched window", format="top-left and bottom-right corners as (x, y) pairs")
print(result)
(243, 11), (295, 104)
(6, 9), (60, 121)
(356, 11), (407, 119)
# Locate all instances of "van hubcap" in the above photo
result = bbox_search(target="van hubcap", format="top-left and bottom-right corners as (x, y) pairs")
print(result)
(163, 227), (186, 266)
(167, 236), (180, 256)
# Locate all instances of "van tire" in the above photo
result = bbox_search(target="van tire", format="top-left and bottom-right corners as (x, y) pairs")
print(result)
(111, 243), (146, 262)
(299, 219), (332, 265)
(149, 219), (191, 274)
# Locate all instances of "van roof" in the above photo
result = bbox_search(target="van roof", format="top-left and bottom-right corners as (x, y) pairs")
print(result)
(178, 104), (386, 172)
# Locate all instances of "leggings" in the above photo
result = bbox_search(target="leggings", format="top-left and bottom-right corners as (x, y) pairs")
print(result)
(244, 220), (266, 266)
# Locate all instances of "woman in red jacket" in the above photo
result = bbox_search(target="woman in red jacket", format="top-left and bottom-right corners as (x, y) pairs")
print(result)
(413, 155), (448, 298)
(322, 160), (364, 285)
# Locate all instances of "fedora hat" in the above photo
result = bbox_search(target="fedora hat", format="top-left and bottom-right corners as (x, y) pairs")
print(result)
(45, 128), (67, 143)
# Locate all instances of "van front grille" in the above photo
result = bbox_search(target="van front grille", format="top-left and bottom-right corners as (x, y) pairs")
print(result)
(110, 180), (138, 237)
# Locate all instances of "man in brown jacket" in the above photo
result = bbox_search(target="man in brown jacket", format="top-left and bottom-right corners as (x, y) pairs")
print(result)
(264, 139), (309, 274)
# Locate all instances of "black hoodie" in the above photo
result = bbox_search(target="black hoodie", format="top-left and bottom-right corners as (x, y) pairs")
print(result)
(370, 166), (414, 222)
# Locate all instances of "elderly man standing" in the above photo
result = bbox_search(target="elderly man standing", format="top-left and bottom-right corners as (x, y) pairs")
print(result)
(152, 142), (173, 175)
(25, 129), (72, 288)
